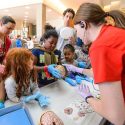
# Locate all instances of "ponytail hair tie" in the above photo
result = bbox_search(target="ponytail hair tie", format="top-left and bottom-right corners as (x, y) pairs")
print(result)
(105, 13), (115, 26)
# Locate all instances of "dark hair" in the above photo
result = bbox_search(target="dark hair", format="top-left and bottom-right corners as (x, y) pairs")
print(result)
(63, 44), (75, 53)
(41, 29), (58, 42)
(40, 24), (55, 42)
(63, 8), (75, 19)
(17, 35), (21, 38)
(1, 16), (16, 24)
(74, 3), (125, 29)
(27, 36), (31, 40)
(44, 23), (55, 32)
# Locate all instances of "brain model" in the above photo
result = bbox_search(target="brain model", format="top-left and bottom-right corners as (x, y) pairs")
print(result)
(55, 65), (67, 78)
(40, 111), (64, 125)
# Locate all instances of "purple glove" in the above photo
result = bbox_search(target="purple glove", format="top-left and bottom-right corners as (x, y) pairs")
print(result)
(63, 64), (83, 74)
(77, 84), (93, 101)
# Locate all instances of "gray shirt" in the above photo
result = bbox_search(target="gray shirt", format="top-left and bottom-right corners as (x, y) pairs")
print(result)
(61, 59), (78, 67)
(4, 75), (40, 102)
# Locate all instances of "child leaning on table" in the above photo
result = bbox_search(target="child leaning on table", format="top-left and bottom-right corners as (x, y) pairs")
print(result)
(61, 44), (93, 86)
(32, 29), (61, 87)
(2, 48), (49, 107)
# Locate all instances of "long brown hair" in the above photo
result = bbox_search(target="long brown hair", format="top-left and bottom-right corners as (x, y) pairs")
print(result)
(108, 10), (125, 29)
(74, 3), (125, 29)
(3, 48), (37, 97)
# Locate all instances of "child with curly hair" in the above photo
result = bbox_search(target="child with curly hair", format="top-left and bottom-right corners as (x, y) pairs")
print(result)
(3, 48), (49, 107)
(32, 29), (61, 87)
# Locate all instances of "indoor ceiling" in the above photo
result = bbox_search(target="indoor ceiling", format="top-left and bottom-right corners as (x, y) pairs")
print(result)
(0, 4), (37, 24)
(0, 4), (61, 25)
(0, 0), (124, 25)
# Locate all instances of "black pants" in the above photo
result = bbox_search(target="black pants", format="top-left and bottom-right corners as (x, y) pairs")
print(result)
(99, 118), (114, 125)
(104, 120), (114, 125)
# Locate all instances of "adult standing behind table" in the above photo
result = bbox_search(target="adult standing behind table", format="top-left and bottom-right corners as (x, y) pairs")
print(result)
(48, 7), (125, 124)
(0, 16), (16, 108)
(73, 3), (125, 125)
(56, 8), (76, 59)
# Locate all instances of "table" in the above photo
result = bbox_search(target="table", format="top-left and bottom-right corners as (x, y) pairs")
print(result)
(5, 80), (102, 125)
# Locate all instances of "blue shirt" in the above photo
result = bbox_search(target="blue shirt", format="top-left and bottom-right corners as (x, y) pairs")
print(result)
(16, 39), (22, 47)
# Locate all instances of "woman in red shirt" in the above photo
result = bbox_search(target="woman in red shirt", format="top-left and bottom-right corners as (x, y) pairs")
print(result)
(73, 3), (125, 125)
(0, 16), (16, 108)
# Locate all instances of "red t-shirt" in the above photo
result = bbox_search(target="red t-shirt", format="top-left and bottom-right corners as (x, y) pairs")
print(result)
(89, 25), (125, 100)
(0, 36), (11, 63)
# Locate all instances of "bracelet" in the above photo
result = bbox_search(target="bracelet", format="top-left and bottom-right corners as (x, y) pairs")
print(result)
(85, 95), (94, 103)
(43, 66), (48, 72)
(43, 66), (51, 78)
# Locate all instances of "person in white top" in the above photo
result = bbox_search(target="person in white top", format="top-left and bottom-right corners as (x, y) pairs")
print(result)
(27, 36), (34, 50)
(56, 8), (76, 59)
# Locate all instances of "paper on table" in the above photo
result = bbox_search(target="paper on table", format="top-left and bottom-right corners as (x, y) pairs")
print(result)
(64, 99), (93, 124)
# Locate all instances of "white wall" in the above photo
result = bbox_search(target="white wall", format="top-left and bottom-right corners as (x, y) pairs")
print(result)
(47, 18), (63, 29)
(0, 0), (42, 9)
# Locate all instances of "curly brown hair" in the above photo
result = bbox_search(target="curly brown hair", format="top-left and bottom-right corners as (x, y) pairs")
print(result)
(3, 48), (37, 97)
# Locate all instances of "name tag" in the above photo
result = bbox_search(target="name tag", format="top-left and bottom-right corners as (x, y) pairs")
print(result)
(55, 55), (58, 63)
(39, 54), (45, 63)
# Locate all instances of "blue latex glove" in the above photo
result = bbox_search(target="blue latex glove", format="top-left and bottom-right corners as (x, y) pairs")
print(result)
(48, 64), (62, 78)
(65, 77), (77, 86)
(78, 62), (87, 68)
(23, 91), (41, 103)
(32, 92), (50, 107)
(0, 102), (5, 109)
(83, 76), (93, 83)
(75, 75), (84, 84)
(37, 96), (49, 107)
(75, 75), (93, 84)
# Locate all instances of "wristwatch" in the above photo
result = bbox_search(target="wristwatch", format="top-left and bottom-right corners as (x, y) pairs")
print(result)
(85, 95), (94, 103)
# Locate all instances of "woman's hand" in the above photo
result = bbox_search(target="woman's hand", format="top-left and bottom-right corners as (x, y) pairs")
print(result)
(63, 64), (83, 74)
(77, 84), (93, 101)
